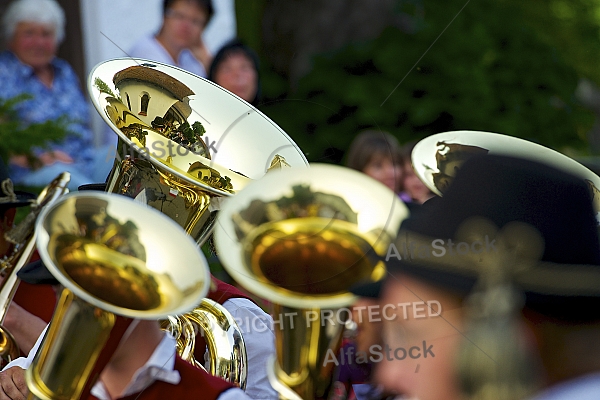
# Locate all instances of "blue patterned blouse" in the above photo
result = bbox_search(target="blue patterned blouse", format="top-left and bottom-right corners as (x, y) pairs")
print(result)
(0, 51), (94, 184)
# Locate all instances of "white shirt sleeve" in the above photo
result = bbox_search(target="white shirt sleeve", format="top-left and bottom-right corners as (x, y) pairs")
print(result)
(220, 298), (278, 399)
(2, 325), (48, 371)
(218, 387), (255, 399)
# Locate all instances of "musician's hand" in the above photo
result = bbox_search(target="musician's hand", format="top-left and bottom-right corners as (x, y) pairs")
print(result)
(0, 367), (28, 400)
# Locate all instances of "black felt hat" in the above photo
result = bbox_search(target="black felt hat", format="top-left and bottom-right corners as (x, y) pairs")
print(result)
(350, 279), (384, 299)
(387, 154), (600, 322)
(17, 259), (58, 285)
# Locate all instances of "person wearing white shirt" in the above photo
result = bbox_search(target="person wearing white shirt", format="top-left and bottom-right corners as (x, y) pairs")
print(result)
(129, 0), (213, 77)
(0, 320), (251, 400)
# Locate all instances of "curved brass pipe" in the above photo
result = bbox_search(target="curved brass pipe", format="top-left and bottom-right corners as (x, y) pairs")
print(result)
(162, 298), (248, 390)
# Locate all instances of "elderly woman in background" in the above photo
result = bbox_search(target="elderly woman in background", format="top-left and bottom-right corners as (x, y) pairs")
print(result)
(0, 0), (94, 190)
(208, 39), (261, 106)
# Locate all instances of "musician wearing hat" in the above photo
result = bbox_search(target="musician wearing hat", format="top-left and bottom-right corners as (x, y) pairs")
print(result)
(372, 154), (600, 399)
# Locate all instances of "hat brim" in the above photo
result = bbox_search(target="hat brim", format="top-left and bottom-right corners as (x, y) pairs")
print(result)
(0, 191), (36, 208)
(385, 235), (600, 322)
(17, 259), (59, 285)
(349, 279), (384, 299)
(77, 183), (107, 192)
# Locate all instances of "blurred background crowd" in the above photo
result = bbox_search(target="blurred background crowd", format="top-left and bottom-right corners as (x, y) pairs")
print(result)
(0, 0), (470, 202)
(1, 0), (600, 172)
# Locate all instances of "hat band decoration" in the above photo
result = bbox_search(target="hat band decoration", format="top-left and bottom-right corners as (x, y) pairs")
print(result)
(457, 219), (542, 400)
(392, 218), (600, 297)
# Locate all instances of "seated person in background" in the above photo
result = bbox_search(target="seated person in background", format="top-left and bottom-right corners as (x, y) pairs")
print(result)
(0, 0), (94, 191)
(208, 39), (261, 106)
(399, 141), (435, 205)
(129, 0), (213, 77)
(346, 130), (416, 210)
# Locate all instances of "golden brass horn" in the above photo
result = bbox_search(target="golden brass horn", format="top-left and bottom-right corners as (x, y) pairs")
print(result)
(213, 164), (410, 399)
(161, 297), (247, 389)
(412, 130), (600, 205)
(0, 172), (70, 368)
(26, 192), (210, 400)
(87, 58), (308, 246)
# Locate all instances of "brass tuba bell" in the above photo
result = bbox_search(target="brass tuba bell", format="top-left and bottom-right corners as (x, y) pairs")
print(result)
(87, 58), (309, 246)
(214, 164), (410, 399)
(411, 130), (600, 207)
(26, 192), (211, 400)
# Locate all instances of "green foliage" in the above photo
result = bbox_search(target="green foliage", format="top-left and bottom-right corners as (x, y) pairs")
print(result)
(258, 0), (598, 163)
(192, 121), (206, 136)
(0, 94), (69, 164)
(150, 117), (207, 154)
(168, 121), (206, 151)
(94, 77), (117, 98)
(517, 0), (600, 85)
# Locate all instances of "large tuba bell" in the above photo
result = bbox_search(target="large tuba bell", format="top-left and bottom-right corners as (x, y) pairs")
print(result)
(26, 192), (211, 400)
(0, 172), (70, 368)
(214, 164), (410, 399)
(87, 58), (308, 246)
(411, 130), (600, 209)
